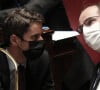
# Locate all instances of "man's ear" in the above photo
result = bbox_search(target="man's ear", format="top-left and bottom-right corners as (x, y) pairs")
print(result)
(10, 34), (20, 46)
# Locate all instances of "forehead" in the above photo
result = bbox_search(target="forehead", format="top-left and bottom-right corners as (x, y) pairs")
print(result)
(28, 23), (42, 33)
(79, 5), (99, 25)
(23, 23), (42, 39)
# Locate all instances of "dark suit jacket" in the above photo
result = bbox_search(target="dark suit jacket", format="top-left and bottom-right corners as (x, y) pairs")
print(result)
(62, 39), (95, 90)
(90, 63), (100, 90)
(0, 50), (55, 90)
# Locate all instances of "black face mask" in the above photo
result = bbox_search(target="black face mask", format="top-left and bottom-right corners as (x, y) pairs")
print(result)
(23, 40), (45, 60)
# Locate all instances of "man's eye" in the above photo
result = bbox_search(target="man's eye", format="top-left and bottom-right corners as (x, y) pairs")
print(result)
(84, 18), (96, 26)
(31, 35), (41, 40)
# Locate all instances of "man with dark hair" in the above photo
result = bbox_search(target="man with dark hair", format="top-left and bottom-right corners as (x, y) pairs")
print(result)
(78, 2), (100, 90)
(0, 8), (55, 90)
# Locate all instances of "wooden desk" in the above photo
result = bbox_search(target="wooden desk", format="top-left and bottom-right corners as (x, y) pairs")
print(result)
(42, 31), (78, 90)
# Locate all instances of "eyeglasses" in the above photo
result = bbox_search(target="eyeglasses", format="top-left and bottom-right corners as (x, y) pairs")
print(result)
(77, 16), (100, 33)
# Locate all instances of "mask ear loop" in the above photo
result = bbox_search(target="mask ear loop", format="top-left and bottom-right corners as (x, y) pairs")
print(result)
(77, 25), (83, 33)
(0, 48), (18, 90)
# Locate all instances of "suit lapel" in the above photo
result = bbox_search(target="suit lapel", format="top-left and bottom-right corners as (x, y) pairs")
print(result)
(0, 51), (10, 90)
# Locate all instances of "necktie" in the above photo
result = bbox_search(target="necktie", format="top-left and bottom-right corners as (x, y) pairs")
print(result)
(18, 65), (26, 90)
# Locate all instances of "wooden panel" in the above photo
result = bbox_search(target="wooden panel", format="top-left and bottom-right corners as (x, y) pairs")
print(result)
(43, 32), (78, 90)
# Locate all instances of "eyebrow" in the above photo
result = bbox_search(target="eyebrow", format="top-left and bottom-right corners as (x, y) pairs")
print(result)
(31, 33), (42, 38)
(83, 16), (99, 24)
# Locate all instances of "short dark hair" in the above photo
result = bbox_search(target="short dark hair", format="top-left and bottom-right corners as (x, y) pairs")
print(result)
(2, 8), (44, 47)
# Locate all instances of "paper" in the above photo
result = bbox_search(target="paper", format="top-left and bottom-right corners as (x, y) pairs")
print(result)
(52, 31), (80, 41)
(97, 82), (100, 90)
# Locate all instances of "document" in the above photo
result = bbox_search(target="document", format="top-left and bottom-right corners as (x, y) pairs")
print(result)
(52, 31), (80, 41)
